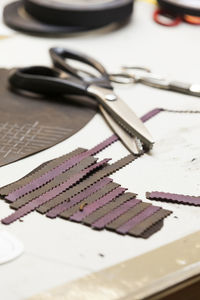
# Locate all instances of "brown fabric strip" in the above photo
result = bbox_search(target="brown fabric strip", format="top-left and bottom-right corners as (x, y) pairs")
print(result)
(0, 148), (86, 196)
(83, 192), (137, 226)
(128, 209), (172, 237)
(106, 202), (151, 231)
(59, 181), (119, 219)
(10, 156), (97, 209)
(141, 220), (164, 238)
(37, 154), (135, 214)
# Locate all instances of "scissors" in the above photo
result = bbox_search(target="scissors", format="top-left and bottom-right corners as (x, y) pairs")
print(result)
(8, 47), (154, 155)
(110, 66), (200, 97)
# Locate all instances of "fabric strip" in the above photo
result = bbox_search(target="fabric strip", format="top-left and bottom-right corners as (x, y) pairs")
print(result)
(46, 177), (113, 218)
(5, 135), (116, 201)
(70, 187), (127, 223)
(1, 159), (109, 225)
(146, 191), (200, 206)
(0, 148), (86, 196)
(83, 192), (137, 226)
(117, 205), (161, 235)
(141, 220), (164, 239)
(92, 198), (141, 230)
(106, 202), (151, 231)
(128, 208), (172, 236)
(140, 108), (163, 123)
(37, 154), (135, 214)
(59, 181), (119, 220)
(10, 156), (97, 208)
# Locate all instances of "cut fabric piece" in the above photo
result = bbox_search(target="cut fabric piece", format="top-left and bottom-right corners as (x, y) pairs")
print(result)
(70, 187), (127, 222)
(37, 154), (135, 214)
(146, 191), (200, 206)
(2, 159), (109, 225)
(59, 181), (119, 220)
(0, 69), (96, 167)
(117, 205), (161, 235)
(128, 208), (172, 236)
(83, 192), (137, 226)
(10, 156), (97, 209)
(92, 198), (141, 230)
(0, 148), (86, 196)
(106, 202), (151, 231)
(46, 178), (115, 218)
(141, 220), (164, 239)
(1, 135), (118, 200)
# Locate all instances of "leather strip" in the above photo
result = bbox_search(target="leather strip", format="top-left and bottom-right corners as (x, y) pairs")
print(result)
(141, 220), (164, 239)
(146, 191), (200, 206)
(91, 198), (141, 229)
(83, 193), (137, 226)
(37, 154), (135, 214)
(140, 108), (163, 123)
(106, 202), (151, 231)
(5, 135), (118, 201)
(0, 147), (86, 196)
(46, 177), (113, 218)
(10, 156), (97, 209)
(70, 187), (127, 223)
(128, 208), (172, 237)
(1, 159), (109, 225)
(59, 181), (119, 220)
(117, 206), (161, 235)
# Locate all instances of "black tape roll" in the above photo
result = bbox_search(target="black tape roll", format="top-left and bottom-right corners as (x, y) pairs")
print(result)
(3, 0), (134, 35)
(23, 0), (134, 27)
(157, 0), (200, 17)
(3, 1), (92, 35)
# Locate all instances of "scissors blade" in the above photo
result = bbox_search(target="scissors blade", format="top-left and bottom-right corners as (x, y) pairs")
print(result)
(87, 85), (154, 150)
(99, 105), (143, 155)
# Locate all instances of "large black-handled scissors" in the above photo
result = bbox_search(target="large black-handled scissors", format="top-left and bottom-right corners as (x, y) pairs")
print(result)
(9, 47), (154, 154)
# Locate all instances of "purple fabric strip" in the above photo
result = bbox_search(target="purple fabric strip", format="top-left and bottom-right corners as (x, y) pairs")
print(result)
(92, 198), (141, 229)
(117, 205), (161, 234)
(46, 177), (112, 218)
(70, 187), (127, 223)
(147, 191), (200, 206)
(6, 135), (117, 202)
(141, 108), (163, 123)
(1, 159), (109, 225)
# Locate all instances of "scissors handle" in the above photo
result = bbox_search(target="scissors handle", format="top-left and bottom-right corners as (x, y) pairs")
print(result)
(9, 47), (111, 95)
(50, 47), (109, 82)
(9, 66), (88, 95)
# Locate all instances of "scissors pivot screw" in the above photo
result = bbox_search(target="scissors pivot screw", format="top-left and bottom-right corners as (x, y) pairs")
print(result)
(105, 94), (117, 101)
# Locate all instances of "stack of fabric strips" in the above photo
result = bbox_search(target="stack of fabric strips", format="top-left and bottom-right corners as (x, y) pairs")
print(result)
(0, 134), (172, 239)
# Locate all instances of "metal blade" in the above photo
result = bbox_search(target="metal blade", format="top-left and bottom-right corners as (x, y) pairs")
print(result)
(87, 85), (154, 150)
(99, 105), (143, 155)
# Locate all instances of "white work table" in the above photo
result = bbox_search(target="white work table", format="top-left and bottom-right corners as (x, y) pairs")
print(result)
(1, 1), (200, 299)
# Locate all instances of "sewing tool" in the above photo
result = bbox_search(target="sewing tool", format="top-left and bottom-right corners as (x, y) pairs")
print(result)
(9, 47), (154, 154)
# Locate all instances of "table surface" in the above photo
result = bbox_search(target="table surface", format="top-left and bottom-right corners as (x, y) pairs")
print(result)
(1, 1), (200, 299)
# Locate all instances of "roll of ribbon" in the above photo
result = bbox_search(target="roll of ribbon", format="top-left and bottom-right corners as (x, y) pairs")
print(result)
(3, 0), (134, 35)
(157, 0), (200, 17)
(155, 0), (200, 26)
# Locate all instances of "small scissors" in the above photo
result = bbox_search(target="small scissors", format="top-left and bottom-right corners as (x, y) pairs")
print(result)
(110, 66), (200, 97)
(9, 47), (154, 155)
